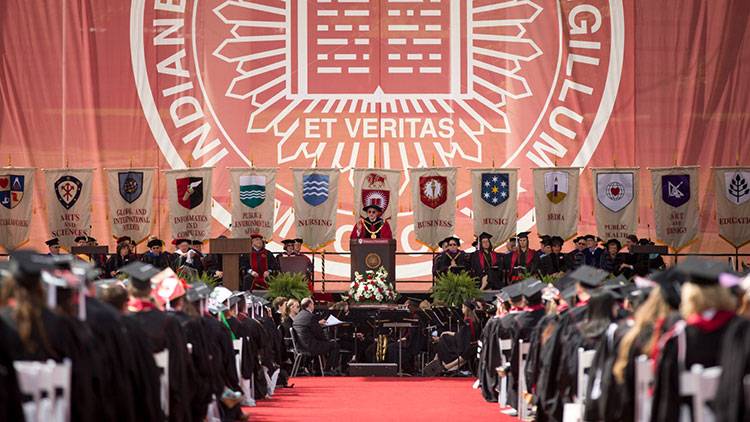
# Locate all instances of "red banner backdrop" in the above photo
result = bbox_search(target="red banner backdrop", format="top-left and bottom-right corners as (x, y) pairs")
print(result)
(1, 1), (749, 279)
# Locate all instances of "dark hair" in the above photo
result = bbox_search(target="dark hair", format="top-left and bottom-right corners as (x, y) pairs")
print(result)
(117, 243), (130, 256)
(101, 284), (129, 311)
(13, 278), (55, 357)
(578, 291), (617, 341)
(626, 235), (639, 243)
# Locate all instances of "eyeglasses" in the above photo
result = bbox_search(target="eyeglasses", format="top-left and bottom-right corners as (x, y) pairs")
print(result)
(448, 243), (458, 246)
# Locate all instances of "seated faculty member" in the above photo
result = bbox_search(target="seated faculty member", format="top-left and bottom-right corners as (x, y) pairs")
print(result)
(292, 297), (340, 373)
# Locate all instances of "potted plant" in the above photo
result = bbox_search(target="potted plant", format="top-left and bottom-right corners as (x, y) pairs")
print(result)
(266, 272), (311, 300)
(431, 271), (482, 307)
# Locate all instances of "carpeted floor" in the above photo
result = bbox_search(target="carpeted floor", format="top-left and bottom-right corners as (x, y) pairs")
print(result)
(244, 377), (514, 421)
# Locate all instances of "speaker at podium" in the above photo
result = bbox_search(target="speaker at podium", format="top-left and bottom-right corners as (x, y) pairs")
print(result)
(349, 239), (397, 286)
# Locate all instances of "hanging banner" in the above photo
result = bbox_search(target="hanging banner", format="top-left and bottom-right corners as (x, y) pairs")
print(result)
(0, 167), (35, 250)
(43, 168), (94, 247)
(165, 168), (213, 241)
(532, 167), (580, 239)
(292, 168), (339, 250)
(229, 168), (277, 239)
(470, 168), (518, 244)
(105, 168), (155, 243)
(713, 167), (750, 248)
(650, 166), (699, 251)
(592, 168), (639, 242)
(352, 169), (401, 233)
(410, 167), (457, 249)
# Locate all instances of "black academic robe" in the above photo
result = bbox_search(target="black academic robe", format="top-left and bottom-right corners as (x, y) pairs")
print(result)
(478, 317), (505, 402)
(173, 311), (213, 421)
(141, 251), (173, 270)
(599, 252), (628, 276)
(539, 253), (568, 276)
(507, 249), (540, 282)
(435, 250), (470, 276)
(437, 318), (477, 364)
(127, 308), (192, 422)
(172, 251), (204, 275)
(471, 250), (502, 289)
(119, 316), (164, 421)
(105, 253), (138, 276)
(508, 307), (545, 410)
(202, 253), (223, 279)
(0, 318), (24, 422)
(566, 249), (586, 270)
(239, 248), (279, 290)
(583, 321), (631, 422)
(714, 317), (750, 422)
(650, 315), (737, 422)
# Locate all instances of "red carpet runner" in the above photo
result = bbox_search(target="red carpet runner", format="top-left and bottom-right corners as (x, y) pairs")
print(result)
(244, 377), (515, 421)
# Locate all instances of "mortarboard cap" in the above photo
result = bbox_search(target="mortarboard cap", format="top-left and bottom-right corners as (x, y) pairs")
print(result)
(147, 238), (164, 248)
(186, 282), (211, 302)
(675, 257), (733, 286)
(191, 239), (203, 246)
(570, 265), (610, 289)
(550, 236), (564, 246)
(119, 261), (160, 290)
(539, 235), (551, 246)
(553, 272), (576, 291)
(74, 236), (88, 243)
(501, 283), (524, 302)
(523, 280), (545, 302)
(294, 238), (303, 243)
(463, 300), (476, 310)
(250, 233), (264, 240)
(648, 268), (685, 309)
(117, 236), (132, 244)
(495, 291), (510, 303)
(9, 250), (56, 288)
(517, 231), (530, 239)
(172, 238), (189, 246)
(228, 291), (245, 307)
(87, 237), (97, 243)
(561, 284), (578, 304)
(605, 238), (622, 249)
(362, 204), (383, 213)
(478, 232), (493, 240)
(282, 239), (296, 246)
(93, 279), (123, 297)
(45, 238), (60, 247)
(444, 236), (461, 246)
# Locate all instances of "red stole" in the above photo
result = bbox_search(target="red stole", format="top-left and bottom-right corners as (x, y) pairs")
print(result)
(510, 248), (535, 280)
(479, 250), (497, 270)
(686, 310), (734, 332)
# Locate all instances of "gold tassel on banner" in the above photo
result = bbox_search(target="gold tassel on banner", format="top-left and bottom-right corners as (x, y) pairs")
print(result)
(7, 154), (11, 167)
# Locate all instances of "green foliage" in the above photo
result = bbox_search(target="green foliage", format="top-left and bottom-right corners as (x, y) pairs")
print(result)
(180, 270), (220, 288)
(539, 274), (560, 284)
(431, 271), (482, 307)
(266, 272), (310, 301)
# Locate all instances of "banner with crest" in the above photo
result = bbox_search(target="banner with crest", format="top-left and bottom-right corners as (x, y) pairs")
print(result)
(353, 169), (401, 233)
(650, 166), (699, 251)
(0, 167), (35, 249)
(410, 167), (457, 249)
(230, 168), (277, 239)
(592, 168), (639, 243)
(292, 168), (339, 250)
(713, 167), (750, 248)
(105, 168), (154, 243)
(165, 168), (213, 241)
(43, 168), (94, 247)
(532, 167), (580, 239)
(470, 168), (517, 243)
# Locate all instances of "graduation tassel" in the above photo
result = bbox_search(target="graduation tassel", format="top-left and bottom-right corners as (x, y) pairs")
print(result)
(7, 154), (11, 167)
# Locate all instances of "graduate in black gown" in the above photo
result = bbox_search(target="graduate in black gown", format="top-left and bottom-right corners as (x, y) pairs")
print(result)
(650, 259), (741, 422)
(122, 261), (193, 422)
(471, 232), (502, 290)
(506, 232), (540, 283)
(434, 236), (470, 276)
(478, 291), (511, 402)
(433, 300), (480, 371)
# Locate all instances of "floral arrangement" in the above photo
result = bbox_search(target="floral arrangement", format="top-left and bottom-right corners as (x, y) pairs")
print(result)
(347, 266), (397, 303)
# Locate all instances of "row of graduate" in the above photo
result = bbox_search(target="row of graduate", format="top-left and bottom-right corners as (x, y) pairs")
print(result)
(0, 251), (298, 422)
(433, 231), (665, 289)
(474, 259), (750, 421)
(45, 233), (311, 291)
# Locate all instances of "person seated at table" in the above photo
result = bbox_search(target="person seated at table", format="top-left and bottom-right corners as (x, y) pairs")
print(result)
(105, 242), (137, 277)
(292, 298), (340, 374)
(350, 204), (392, 239)
(171, 238), (203, 276)
(239, 234), (279, 291)
(141, 238), (172, 270)
(435, 236), (470, 276)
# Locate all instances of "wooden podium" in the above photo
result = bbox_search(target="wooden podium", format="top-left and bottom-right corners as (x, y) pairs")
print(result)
(350, 239), (397, 286)
(209, 238), (251, 291)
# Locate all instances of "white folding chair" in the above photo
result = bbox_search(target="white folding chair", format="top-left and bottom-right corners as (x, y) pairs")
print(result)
(634, 355), (655, 422)
(517, 340), (532, 420)
(680, 365), (721, 422)
(563, 348), (597, 422)
(153, 349), (169, 418)
(232, 338), (255, 406)
(14, 359), (71, 422)
(498, 338), (512, 409)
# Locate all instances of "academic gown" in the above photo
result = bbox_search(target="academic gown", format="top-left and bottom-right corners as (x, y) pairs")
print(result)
(478, 317), (506, 402)
(141, 251), (173, 270)
(127, 308), (193, 422)
(105, 253), (138, 276)
(714, 317), (750, 422)
(584, 247), (603, 267)
(118, 316), (164, 421)
(173, 311), (214, 421)
(0, 318), (24, 422)
(239, 248), (279, 290)
(650, 313), (737, 422)
(566, 250), (586, 270)
(471, 250), (502, 289)
(172, 251), (204, 275)
(350, 217), (393, 239)
(435, 250), (470, 276)
(583, 320), (631, 422)
(437, 318), (476, 364)
(508, 307), (545, 409)
(539, 253), (568, 276)
(507, 249), (539, 282)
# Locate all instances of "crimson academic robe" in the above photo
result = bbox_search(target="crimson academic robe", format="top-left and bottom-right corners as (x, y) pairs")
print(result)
(350, 217), (393, 239)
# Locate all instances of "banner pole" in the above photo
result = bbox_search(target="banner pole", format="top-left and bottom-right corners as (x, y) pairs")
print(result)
(736, 246), (740, 272)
